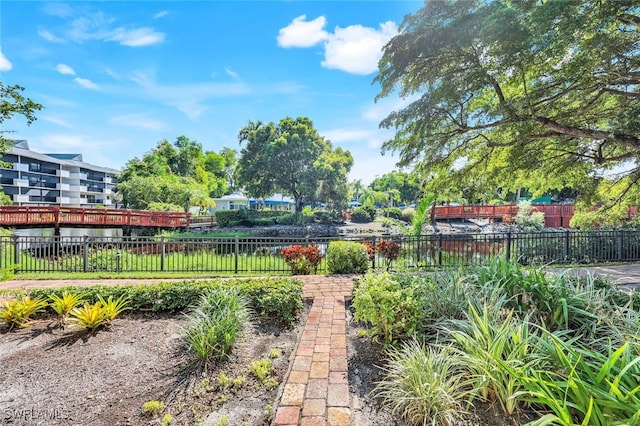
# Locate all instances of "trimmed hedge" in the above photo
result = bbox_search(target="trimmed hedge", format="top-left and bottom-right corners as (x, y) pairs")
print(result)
(326, 241), (370, 274)
(29, 277), (304, 326)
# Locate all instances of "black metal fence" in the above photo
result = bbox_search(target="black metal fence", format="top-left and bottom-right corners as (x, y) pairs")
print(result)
(2, 230), (640, 275)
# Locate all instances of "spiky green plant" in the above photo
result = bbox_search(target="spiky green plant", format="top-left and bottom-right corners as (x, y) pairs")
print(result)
(183, 288), (250, 367)
(375, 339), (473, 426)
(69, 301), (110, 329)
(49, 291), (85, 327)
(0, 296), (48, 329)
(445, 302), (542, 414)
(97, 294), (130, 321)
(515, 337), (640, 426)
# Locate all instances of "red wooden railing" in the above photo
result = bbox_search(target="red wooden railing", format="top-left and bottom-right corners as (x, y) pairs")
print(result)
(433, 203), (576, 228)
(0, 206), (190, 228)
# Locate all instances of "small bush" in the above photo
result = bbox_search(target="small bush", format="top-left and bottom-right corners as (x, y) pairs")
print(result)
(376, 240), (401, 271)
(381, 207), (403, 220)
(401, 207), (415, 223)
(214, 210), (241, 227)
(352, 272), (425, 344)
(326, 241), (370, 274)
(351, 205), (376, 223)
(281, 245), (322, 275)
(514, 200), (544, 230)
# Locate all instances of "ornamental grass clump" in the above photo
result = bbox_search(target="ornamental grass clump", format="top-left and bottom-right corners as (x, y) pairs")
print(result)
(375, 339), (472, 426)
(183, 288), (250, 368)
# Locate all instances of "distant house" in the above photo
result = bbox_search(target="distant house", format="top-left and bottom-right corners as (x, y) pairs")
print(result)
(209, 192), (249, 213)
(249, 193), (295, 211)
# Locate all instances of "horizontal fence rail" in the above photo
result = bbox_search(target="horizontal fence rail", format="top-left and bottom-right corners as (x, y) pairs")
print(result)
(2, 230), (640, 275)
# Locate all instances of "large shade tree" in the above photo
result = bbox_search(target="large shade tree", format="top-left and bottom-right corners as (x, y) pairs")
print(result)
(375, 0), (640, 219)
(118, 136), (234, 211)
(237, 117), (353, 212)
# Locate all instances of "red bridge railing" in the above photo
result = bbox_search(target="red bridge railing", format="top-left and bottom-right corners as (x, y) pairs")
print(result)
(0, 206), (189, 228)
(433, 204), (575, 228)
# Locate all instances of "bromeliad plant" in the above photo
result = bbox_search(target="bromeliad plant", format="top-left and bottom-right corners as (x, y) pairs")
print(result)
(49, 291), (85, 328)
(280, 245), (322, 275)
(69, 294), (129, 330)
(0, 296), (48, 330)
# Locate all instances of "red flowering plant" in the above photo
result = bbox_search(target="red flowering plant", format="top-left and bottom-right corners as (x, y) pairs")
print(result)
(361, 240), (376, 262)
(376, 240), (401, 271)
(281, 245), (322, 275)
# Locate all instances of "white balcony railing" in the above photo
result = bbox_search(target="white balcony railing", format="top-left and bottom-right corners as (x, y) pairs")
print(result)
(57, 169), (70, 178)
(56, 197), (71, 204)
(13, 194), (29, 203)
(13, 178), (29, 187)
(57, 183), (70, 191)
(13, 163), (28, 172)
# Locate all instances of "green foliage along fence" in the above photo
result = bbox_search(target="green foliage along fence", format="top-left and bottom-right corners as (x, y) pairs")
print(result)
(2, 230), (640, 275)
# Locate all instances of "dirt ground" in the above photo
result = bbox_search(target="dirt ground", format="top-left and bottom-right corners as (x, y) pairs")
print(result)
(1, 303), (533, 426)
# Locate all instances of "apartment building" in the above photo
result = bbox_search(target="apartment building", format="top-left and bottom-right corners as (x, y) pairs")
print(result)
(0, 140), (119, 208)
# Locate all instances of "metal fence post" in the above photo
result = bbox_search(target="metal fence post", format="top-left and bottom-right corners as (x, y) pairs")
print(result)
(161, 236), (166, 271)
(83, 235), (89, 272)
(618, 229), (624, 261)
(564, 230), (570, 261)
(438, 233), (443, 266)
(12, 235), (19, 269)
(234, 236), (239, 274)
(371, 236), (377, 270)
(505, 231), (511, 262)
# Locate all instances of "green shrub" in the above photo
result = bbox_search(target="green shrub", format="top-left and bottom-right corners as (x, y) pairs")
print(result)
(214, 210), (241, 227)
(312, 210), (338, 224)
(352, 272), (425, 344)
(326, 241), (370, 274)
(29, 277), (303, 326)
(381, 207), (403, 220)
(401, 207), (415, 223)
(351, 205), (376, 223)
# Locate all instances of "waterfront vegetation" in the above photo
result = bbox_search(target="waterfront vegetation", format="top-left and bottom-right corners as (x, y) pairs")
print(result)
(352, 257), (640, 425)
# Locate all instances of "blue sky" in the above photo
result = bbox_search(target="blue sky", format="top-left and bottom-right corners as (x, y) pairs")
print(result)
(1, 1), (422, 186)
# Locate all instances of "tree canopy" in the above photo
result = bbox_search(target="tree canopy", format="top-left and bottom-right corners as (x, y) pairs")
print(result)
(375, 0), (640, 215)
(1, 81), (43, 152)
(237, 117), (353, 212)
(117, 136), (235, 212)
(369, 171), (421, 205)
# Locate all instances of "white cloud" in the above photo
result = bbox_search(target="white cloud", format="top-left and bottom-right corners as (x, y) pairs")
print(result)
(56, 63), (76, 76)
(74, 77), (100, 90)
(362, 93), (418, 123)
(153, 10), (169, 19)
(322, 21), (397, 75)
(225, 68), (240, 80)
(128, 70), (251, 120)
(41, 3), (75, 19)
(323, 128), (374, 144)
(109, 114), (166, 130)
(38, 27), (64, 43)
(0, 49), (12, 71)
(277, 15), (329, 48)
(107, 27), (165, 47)
(39, 7), (165, 48)
(42, 116), (74, 129)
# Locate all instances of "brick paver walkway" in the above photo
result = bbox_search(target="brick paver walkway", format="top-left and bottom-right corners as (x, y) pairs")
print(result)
(273, 275), (357, 426)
